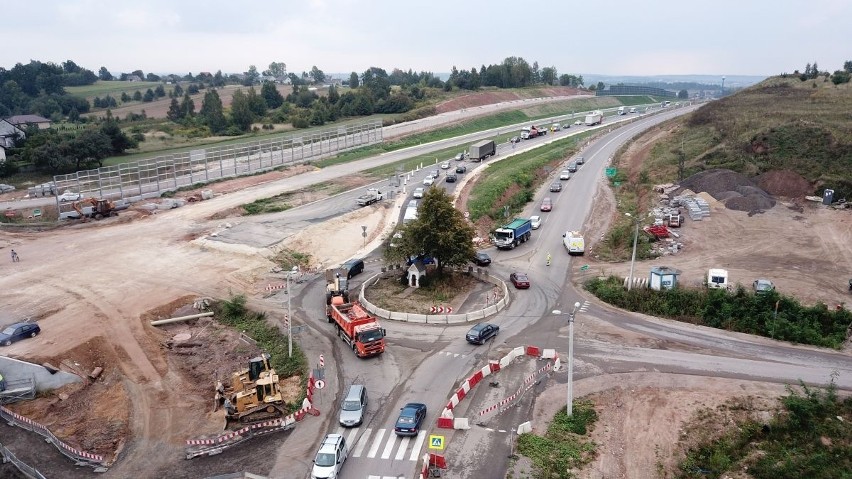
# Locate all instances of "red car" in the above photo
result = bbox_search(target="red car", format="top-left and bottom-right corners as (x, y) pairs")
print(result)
(540, 197), (552, 212)
(510, 272), (531, 289)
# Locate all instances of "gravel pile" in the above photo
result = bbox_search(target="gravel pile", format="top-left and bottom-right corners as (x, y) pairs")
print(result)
(676, 169), (776, 212)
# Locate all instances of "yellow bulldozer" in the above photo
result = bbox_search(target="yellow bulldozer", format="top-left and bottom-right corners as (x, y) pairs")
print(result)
(217, 353), (288, 427)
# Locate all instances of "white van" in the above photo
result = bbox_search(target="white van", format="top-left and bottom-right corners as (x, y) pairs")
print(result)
(629, 107), (637, 114)
(617, 106), (626, 115)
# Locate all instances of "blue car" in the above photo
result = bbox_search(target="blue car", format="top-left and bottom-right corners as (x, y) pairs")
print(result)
(1, 322), (41, 346)
(394, 402), (427, 436)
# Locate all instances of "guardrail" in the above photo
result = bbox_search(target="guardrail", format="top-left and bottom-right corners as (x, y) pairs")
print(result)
(0, 442), (48, 479)
(0, 405), (107, 470)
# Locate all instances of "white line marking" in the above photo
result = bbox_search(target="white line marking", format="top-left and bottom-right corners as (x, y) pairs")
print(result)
(351, 427), (371, 458)
(409, 431), (427, 461)
(366, 428), (384, 458)
(394, 435), (411, 460)
(380, 432), (398, 459)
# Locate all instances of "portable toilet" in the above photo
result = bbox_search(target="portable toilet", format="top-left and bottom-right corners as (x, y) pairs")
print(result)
(707, 268), (729, 289)
(649, 266), (681, 290)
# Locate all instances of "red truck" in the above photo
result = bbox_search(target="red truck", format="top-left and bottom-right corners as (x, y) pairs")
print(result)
(326, 297), (386, 357)
(520, 125), (547, 140)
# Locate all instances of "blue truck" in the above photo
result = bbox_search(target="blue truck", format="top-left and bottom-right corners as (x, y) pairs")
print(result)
(493, 218), (533, 249)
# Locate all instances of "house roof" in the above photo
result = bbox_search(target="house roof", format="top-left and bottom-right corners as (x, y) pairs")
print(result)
(5, 115), (50, 125)
(408, 261), (427, 273)
(0, 119), (25, 136)
(650, 266), (682, 276)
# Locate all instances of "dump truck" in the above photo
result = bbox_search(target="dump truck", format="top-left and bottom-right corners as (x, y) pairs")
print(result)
(493, 218), (533, 250)
(356, 188), (384, 206)
(469, 140), (496, 162)
(584, 111), (603, 126)
(218, 353), (288, 427)
(520, 126), (545, 140)
(326, 298), (386, 358)
(562, 231), (585, 255)
(325, 268), (350, 305)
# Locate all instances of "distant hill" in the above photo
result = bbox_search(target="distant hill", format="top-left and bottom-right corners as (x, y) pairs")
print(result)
(641, 74), (852, 199)
(583, 74), (766, 89)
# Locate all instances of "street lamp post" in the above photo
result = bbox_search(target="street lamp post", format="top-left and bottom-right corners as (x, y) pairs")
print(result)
(553, 301), (582, 416)
(625, 213), (640, 291)
(286, 266), (298, 357)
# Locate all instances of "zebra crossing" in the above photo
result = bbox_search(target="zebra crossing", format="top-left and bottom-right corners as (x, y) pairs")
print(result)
(336, 426), (427, 462)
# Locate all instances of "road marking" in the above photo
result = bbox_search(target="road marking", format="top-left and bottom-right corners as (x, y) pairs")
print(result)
(409, 431), (427, 461)
(343, 427), (360, 445)
(351, 427), (371, 457)
(366, 428), (384, 458)
(394, 435), (411, 460)
(380, 432), (398, 459)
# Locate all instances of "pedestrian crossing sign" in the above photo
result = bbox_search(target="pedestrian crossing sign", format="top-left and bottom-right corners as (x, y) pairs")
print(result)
(428, 435), (444, 450)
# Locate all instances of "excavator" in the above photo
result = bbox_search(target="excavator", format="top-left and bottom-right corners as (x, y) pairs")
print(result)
(71, 197), (118, 220)
(217, 353), (288, 427)
(325, 268), (350, 305)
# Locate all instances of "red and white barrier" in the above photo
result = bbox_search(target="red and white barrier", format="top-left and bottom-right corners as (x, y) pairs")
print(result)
(0, 405), (105, 464)
(438, 344), (558, 429)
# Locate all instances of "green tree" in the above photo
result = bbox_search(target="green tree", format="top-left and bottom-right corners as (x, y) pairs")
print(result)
(541, 66), (558, 86)
(120, 92), (130, 102)
(229, 89), (254, 132)
(261, 81), (284, 109)
(100, 119), (137, 153)
(348, 71), (359, 88)
(173, 83), (183, 97)
(327, 85), (340, 104)
(390, 187), (475, 274)
(243, 65), (260, 86)
(98, 67), (113, 81)
(143, 89), (155, 102)
(199, 89), (227, 134)
(133, 90), (142, 101)
(831, 70), (851, 85)
(167, 98), (183, 122)
(264, 62), (287, 78)
(154, 84), (166, 98)
(678, 89), (689, 99)
(309, 66), (326, 84)
(246, 87), (267, 116)
(596, 81), (605, 91)
(180, 93), (195, 118)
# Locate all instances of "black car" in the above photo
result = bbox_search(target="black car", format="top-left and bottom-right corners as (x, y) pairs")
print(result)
(550, 182), (562, 192)
(340, 258), (364, 279)
(466, 323), (499, 345)
(1, 322), (41, 346)
(473, 252), (491, 266)
(395, 403), (427, 436)
(445, 173), (457, 183)
(455, 165), (467, 174)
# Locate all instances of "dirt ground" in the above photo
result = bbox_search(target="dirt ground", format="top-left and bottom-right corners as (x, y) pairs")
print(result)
(2, 95), (850, 479)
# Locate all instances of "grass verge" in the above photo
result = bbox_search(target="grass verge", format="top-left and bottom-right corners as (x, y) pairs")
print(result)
(514, 400), (598, 479)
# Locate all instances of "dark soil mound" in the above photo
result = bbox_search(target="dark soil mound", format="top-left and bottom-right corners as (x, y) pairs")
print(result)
(677, 169), (776, 212)
(677, 169), (760, 198)
(724, 194), (776, 212)
(756, 170), (813, 198)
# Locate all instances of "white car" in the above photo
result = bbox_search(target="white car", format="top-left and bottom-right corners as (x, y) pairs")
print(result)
(412, 187), (425, 199)
(530, 215), (542, 230)
(311, 434), (348, 479)
(408, 200), (418, 208)
(440, 161), (451, 170)
(423, 177), (434, 186)
(58, 190), (82, 202)
(559, 170), (572, 180)
(573, 120), (582, 126)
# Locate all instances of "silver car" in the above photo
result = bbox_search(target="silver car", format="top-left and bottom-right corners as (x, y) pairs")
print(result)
(339, 385), (367, 427)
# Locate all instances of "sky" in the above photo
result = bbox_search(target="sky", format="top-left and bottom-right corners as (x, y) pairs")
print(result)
(2, 0), (850, 81)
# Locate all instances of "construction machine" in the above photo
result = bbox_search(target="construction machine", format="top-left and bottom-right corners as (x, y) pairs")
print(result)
(218, 353), (288, 427)
(325, 268), (350, 305)
(72, 197), (118, 220)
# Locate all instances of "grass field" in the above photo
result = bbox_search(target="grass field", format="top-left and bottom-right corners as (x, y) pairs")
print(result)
(66, 80), (164, 99)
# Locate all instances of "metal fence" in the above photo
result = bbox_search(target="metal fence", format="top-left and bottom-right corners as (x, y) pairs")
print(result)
(51, 120), (383, 215)
(0, 442), (48, 479)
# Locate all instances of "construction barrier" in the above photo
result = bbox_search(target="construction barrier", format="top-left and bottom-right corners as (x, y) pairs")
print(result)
(0, 404), (106, 468)
(438, 345), (558, 429)
(0, 442), (48, 479)
(185, 372), (321, 459)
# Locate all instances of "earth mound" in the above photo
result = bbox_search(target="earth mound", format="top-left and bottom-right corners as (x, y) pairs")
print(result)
(756, 170), (813, 198)
(677, 169), (776, 212)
